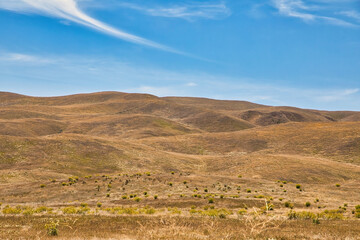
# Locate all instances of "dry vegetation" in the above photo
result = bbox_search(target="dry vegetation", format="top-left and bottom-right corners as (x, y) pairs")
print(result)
(0, 91), (359, 239)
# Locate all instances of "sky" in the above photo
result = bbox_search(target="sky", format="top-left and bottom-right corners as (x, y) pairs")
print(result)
(0, 0), (359, 110)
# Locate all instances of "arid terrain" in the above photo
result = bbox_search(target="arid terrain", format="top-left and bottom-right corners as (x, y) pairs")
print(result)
(0, 91), (359, 239)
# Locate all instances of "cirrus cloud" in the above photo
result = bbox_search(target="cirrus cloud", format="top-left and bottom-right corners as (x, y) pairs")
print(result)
(0, 0), (179, 53)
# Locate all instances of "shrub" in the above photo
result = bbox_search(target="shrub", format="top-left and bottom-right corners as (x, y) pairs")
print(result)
(145, 172), (151, 176)
(122, 195), (128, 199)
(134, 197), (141, 202)
(171, 171), (175, 175)
(238, 209), (247, 216)
(97, 202), (102, 208)
(2, 205), (22, 214)
(154, 195), (158, 200)
(335, 184), (341, 187)
(62, 206), (90, 215)
(169, 182), (173, 186)
(238, 175), (242, 178)
(296, 184), (301, 189)
(246, 189), (251, 193)
(288, 211), (317, 220)
(319, 209), (344, 220)
(106, 193), (110, 198)
(80, 203), (88, 208)
(354, 205), (360, 218)
(208, 198), (214, 204)
(285, 201), (294, 209)
(40, 184), (46, 188)
(45, 220), (59, 236)
(183, 181), (187, 184)
(143, 191), (148, 196)
(220, 195), (224, 199)
(305, 202), (311, 207)
(145, 207), (156, 214)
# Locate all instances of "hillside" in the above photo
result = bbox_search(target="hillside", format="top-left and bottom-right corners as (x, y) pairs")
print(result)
(0, 91), (359, 239)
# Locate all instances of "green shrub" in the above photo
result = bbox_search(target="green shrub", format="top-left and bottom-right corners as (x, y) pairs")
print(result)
(80, 203), (88, 208)
(62, 206), (90, 215)
(237, 209), (247, 216)
(154, 195), (158, 200)
(238, 175), (242, 178)
(305, 202), (311, 207)
(354, 205), (360, 218)
(319, 209), (344, 220)
(122, 195), (128, 199)
(335, 184), (341, 187)
(2, 205), (22, 214)
(134, 197), (141, 202)
(208, 198), (214, 204)
(296, 184), (301, 189)
(246, 189), (251, 193)
(169, 182), (173, 186)
(288, 211), (317, 220)
(97, 202), (102, 208)
(183, 181), (187, 184)
(45, 220), (59, 236)
(40, 184), (46, 188)
(284, 201), (294, 209)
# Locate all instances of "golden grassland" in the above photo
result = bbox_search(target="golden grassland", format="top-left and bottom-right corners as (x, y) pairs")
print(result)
(0, 91), (359, 239)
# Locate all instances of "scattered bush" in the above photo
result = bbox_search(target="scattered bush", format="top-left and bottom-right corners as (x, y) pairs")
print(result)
(284, 201), (294, 209)
(305, 202), (311, 207)
(45, 220), (59, 236)
(296, 184), (301, 189)
(154, 195), (158, 200)
(208, 198), (214, 204)
(335, 184), (341, 187)
(40, 184), (46, 188)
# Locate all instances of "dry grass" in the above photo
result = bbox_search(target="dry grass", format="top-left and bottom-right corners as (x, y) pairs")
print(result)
(0, 91), (359, 239)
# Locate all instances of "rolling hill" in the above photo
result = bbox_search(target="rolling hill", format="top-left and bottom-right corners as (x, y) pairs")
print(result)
(0, 91), (359, 229)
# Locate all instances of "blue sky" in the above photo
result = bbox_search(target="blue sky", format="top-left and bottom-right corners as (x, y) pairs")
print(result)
(0, 0), (359, 110)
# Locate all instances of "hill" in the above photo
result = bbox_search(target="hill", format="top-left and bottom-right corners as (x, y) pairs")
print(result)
(0, 91), (359, 239)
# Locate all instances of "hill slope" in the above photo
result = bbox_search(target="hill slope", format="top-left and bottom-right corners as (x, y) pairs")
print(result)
(0, 91), (359, 211)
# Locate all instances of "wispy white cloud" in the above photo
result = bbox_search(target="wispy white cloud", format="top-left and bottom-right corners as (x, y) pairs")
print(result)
(0, 0), (177, 52)
(117, 2), (231, 21)
(0, 52), (54, 64)
(338, 10), (360, 22)
(317, 88), (359, 102)
(271, 0), (358, 27)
